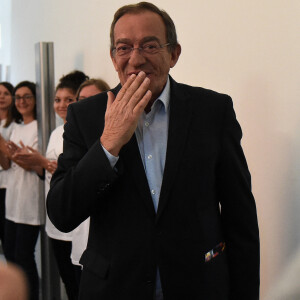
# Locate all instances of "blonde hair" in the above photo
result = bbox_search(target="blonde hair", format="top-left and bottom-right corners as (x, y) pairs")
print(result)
(76, 78), (110, 100)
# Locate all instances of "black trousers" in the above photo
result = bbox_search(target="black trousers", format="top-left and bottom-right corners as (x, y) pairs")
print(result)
(73, 264), (82, 286)
(50, 237), (79, 300)
(4, 219), (40, 300)
(0, 188), (5, 248)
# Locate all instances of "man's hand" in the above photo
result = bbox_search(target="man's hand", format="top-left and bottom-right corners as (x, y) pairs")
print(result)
(100, 71), (152, 156)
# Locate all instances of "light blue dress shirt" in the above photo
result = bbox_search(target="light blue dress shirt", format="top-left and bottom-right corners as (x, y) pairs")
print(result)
(102, 77), (170, 300)
(135, 77), (170, 212)
(102, 77), (170, 210)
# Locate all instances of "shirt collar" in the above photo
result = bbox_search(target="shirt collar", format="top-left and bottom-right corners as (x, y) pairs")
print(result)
(155, 76), (170, 113)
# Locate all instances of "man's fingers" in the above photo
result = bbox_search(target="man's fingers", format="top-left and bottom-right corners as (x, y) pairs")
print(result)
(133, 90), (152, 115)
(107, 91), (115, 109)
(101, 71), (151, 156)
(115, 71), (148, 105)
(116, 74), (137, 102)
(127, 77), (150, 110)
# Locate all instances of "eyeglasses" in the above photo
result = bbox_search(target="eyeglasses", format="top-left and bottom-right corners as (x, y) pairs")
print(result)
(112, 42), (170, 57)
(14, 94), (34, 102)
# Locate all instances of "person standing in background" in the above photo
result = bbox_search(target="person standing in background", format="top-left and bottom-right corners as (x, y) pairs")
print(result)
(45, 71), (88, 299)
(14, 71), (88, 300)
(0, 82), (20, 251)
(76, 78), (110, 101)
(0, 81), (43, 300)
(71, 78), (110, 284)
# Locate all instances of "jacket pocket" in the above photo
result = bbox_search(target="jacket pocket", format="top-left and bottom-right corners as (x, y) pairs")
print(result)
(204, 242), (226, 263)
(79, 248), (110, 279)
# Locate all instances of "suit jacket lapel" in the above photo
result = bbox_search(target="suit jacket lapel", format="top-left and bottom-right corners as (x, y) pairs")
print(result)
(156, 78), (192, 221)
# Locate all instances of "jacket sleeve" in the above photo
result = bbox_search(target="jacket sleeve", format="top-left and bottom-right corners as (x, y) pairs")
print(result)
(46, 103), (119, 232)
(218, 97), (260, 299)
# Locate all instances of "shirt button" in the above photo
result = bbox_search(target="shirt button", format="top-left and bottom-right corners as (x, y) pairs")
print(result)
(147, 154), (152, 160)
(145, 122), (150, 127)
(151, 189), (156, 195)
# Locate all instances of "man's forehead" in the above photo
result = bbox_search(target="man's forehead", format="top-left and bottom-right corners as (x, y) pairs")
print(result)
(113, 11), (166, 43)
(116, 10), (161, 22)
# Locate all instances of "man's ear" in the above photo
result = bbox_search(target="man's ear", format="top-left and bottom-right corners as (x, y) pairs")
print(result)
(170, 44), (181, 68)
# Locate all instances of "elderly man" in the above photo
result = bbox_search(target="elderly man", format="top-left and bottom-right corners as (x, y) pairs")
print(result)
(47, 2), (260, 299)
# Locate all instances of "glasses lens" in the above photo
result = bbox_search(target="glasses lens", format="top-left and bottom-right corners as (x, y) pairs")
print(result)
(116, 45), (132, 56)
(115, 42), (169, 57)
(14, 94), (33, 101)
(24, 95), (33, 101)
(142, 42), (160, 54)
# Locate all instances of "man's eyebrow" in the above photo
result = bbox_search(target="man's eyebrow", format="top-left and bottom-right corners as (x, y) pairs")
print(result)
(115, 38), (131, 45)
(140, 36), (161, 44)
(115, 36), (161, 46)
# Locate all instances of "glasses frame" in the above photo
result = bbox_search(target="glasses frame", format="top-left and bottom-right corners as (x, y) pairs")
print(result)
(112, 42), (171, 58)
(14, 94), (34, 102)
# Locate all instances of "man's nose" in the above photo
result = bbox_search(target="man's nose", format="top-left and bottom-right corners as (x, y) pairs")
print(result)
(128, 48), (146, 66)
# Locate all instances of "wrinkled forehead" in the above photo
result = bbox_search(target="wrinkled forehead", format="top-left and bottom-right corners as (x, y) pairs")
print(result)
(113, 11), (167, 45)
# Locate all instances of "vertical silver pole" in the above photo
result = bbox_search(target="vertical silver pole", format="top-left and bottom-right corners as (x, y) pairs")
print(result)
(35, 42), (61, 300)
(5, 65), (10, 82)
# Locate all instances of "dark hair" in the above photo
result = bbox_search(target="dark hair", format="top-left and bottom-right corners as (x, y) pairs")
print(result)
(0, 82), (14, 95)
(76, 78), (110, 100)
(110, 2), (178, 53)
(0, 82), (15, 127)
(13, 81), (36, 123)
(56, 70), (89, 94)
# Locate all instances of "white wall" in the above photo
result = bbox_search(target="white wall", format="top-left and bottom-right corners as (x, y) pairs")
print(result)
(0, 0), (12, 80)
(3, 0), (300, 298)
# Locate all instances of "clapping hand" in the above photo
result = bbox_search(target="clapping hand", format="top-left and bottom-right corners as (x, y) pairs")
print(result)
(7, 141), (32, 170)
(6, 141), (22, 158)
(46, 160), (58, 174)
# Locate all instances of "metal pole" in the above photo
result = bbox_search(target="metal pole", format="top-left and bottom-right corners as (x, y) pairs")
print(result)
(35, 42), (61, 300)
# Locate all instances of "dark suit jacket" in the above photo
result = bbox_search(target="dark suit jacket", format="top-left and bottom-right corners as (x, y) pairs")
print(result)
(47, 77), (260, 300)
